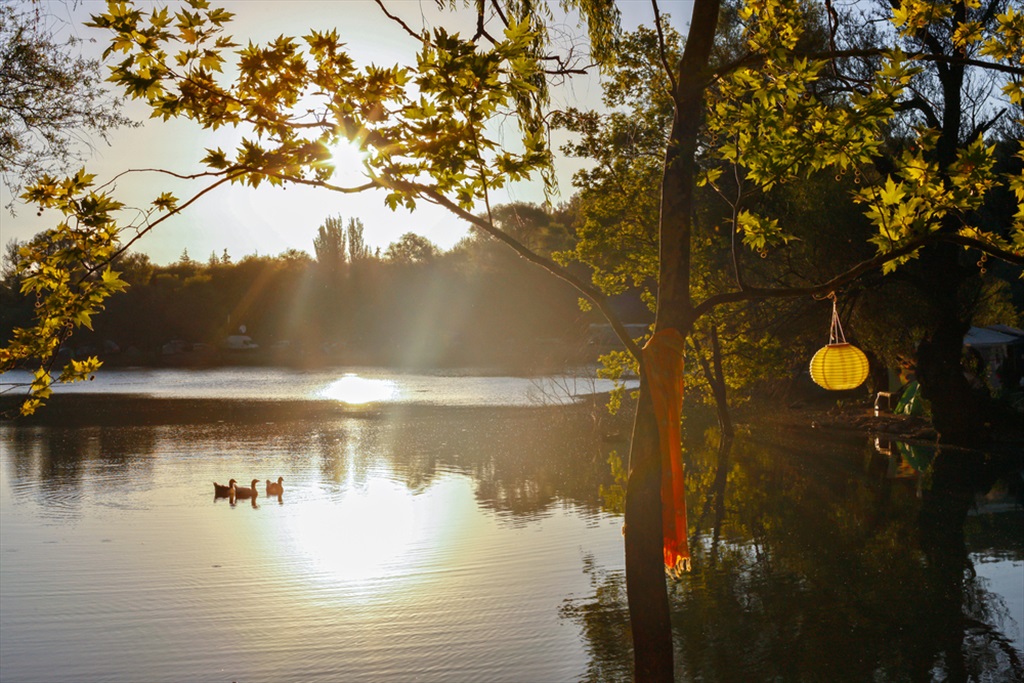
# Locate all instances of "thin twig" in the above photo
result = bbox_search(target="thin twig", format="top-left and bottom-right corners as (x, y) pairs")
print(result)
(374, 0), (423, 41)
(651, 0), (679, 93)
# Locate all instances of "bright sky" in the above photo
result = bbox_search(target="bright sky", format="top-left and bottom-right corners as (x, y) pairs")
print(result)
(0, 0), (692, 265)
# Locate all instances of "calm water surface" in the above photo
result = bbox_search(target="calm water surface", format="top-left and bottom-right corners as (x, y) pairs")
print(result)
(0, 366), (635, 406)
(1, 369), (1021, 682)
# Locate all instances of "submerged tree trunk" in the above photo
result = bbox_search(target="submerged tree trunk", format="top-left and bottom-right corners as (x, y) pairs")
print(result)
(623, 381), (674, 681)
(692, 326), (733, 438)
(708, 326), (733, 439)
(621, 1), (721, 679)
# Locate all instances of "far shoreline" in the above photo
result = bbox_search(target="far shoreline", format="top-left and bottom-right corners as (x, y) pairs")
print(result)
(0, 393), (615, 427)
(4, 392), (1021, 457)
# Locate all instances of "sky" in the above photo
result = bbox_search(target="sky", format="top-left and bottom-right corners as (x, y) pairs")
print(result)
(1, 0), (693, 265)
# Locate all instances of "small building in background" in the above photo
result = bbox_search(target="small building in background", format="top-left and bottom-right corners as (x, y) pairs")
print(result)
(964, 325), (1024, 391)
(221, 335), (259, 351)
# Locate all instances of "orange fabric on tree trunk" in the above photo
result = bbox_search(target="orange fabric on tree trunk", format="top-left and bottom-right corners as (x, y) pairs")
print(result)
(642, 328), (690, 574)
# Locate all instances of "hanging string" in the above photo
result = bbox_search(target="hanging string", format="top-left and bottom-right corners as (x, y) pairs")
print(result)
(814, 291), (848, 345)
(828, 292), (848, 345)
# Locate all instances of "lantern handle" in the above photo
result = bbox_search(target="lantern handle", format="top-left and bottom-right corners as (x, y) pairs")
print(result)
(827, 292), (848, 345)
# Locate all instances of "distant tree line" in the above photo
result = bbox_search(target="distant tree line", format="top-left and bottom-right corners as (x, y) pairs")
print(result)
(3, 189), (1019, 394)
(1, 204), (613, 371)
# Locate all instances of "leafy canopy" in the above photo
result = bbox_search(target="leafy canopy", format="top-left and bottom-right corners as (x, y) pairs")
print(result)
(4, 0), (565, 412)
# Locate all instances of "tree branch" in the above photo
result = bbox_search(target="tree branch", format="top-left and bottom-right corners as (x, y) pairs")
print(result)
(399, 179), (645, 360)
(694, 232), (1023, 319)
(711, 46), (1024, 86)
(373, 0), (422, 41)
(940, 233), (1024, 265)
(650, 0), (679, 93)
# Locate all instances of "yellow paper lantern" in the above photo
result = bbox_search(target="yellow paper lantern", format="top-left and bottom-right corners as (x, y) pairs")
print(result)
(809, 342), (869, 390)
(809, 293), (869, 391)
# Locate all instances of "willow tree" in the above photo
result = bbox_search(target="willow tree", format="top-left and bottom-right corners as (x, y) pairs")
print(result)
(0, 1), (135, 207)
(2, 0), (1023, 681)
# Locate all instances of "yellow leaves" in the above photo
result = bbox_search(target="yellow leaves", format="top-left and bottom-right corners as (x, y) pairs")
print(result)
(101, 268), (129, 294)
(952, 21), (984, 49)
(855, 131), (1008, 268)
(891, 0), (953, 36)
(697, 167), (723, 188)
(502, 15), (534, 44)
(151, 192), (179, 211)
(735, 210), (795, 251)
(879, 177), (905, 206)
(4, 160), (133, 412)
(30, 368), (53, 399)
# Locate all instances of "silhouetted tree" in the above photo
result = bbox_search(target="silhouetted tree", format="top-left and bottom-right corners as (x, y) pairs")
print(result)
(384, 232), (439, 264)
(0, 1), (134, 207)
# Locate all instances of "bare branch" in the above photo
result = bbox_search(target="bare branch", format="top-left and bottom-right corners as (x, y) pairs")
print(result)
(87, 170), (248, 279)
(393, 178), (645, 360)
(694, 232), (1023, 318)
(373, 0), (422, 41)
(651, 0), (679, 93)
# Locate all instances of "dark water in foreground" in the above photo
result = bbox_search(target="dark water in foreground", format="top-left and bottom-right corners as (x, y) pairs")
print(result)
(1, 385), (1021, 681)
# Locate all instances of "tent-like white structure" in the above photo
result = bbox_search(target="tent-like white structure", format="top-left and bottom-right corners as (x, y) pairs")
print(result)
(964, 325), (1024, 391)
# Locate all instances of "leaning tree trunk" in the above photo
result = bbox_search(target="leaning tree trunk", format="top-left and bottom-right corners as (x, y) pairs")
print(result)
(620, 1), (721, 679)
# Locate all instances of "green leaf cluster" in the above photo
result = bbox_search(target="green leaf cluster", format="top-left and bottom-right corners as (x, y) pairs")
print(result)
(2, 171), (128, 413)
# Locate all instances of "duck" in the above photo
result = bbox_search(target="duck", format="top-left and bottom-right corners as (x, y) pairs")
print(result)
(213, 479), (236, 497)
(233, 478), (260, 500)
(266, 476), (284, 496)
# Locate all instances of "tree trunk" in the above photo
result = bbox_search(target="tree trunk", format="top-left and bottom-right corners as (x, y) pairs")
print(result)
(620, 1), (721, 679)
(914, 244), (982, 445)
(911, 19), (988, 447)
(624, 379), (675, 682)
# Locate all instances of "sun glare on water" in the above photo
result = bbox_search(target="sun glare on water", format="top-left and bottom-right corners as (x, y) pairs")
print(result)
(285, 479), (417, 584)
(318, 374), (399, 404)
(277, 475), (476, 599)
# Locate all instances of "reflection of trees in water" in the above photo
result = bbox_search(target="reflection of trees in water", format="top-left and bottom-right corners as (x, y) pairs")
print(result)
(4, 425), (157, 513)
(442, 409), (619, 519)
(562, 431), (1024, 681)
(305, 407), (622, 517)
(916, 450), (1024, 680)
(559, 554), (632, 683)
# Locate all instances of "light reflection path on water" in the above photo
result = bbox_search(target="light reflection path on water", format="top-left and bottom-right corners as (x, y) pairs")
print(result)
(316, 374), (400, 405)
(284, 477), (423, 585)
(0, 366), (638, 406)
(0, 409), (624, 683)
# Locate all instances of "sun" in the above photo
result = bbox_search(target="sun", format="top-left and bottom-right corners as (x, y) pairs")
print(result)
(329, 138), (370, 186)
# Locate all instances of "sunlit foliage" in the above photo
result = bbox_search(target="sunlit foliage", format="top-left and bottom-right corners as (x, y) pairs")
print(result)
(4, 0), (621, 413)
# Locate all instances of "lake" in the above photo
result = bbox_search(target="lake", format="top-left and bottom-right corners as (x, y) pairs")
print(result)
(1, 368), (1021, 682)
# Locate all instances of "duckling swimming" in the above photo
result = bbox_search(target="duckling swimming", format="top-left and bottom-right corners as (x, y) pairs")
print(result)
(266, 477), (284, 496)
(213, 479), (236, 498)
(233, 478), (259, 500)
